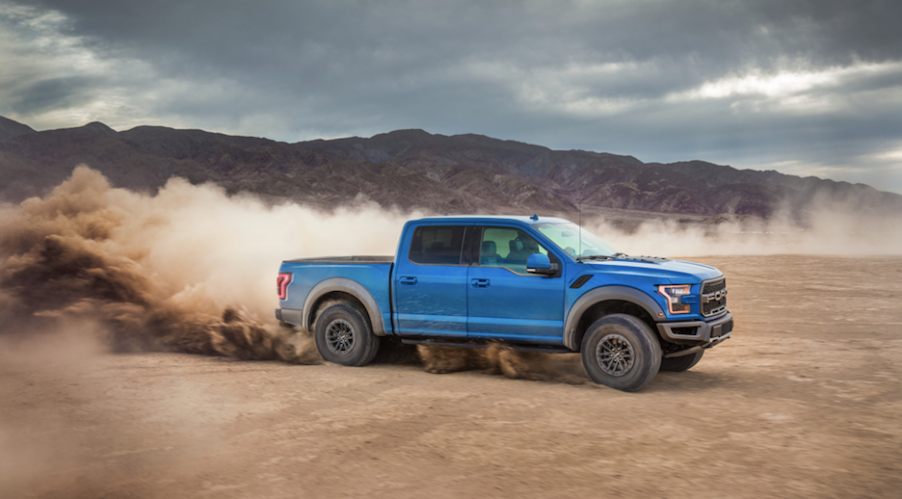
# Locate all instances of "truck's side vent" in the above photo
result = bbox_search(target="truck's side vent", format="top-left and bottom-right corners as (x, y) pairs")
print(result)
(570, 275), (592, 288)
(277, 272), (292, 300)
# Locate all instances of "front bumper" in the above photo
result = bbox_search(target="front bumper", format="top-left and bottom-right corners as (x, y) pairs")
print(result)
(657, 311), (733, 346)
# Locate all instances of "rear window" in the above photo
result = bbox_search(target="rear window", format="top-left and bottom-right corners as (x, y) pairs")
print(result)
(408, 226), (466, 265)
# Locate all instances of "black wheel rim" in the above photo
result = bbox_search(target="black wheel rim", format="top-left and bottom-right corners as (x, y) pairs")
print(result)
(596, 334), (635, 377)
(326, 319), (356, 355)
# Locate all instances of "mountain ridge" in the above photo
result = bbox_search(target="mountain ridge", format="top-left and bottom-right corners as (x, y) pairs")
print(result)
(0, 116), (36, 142)
(1, 115), (899, 219)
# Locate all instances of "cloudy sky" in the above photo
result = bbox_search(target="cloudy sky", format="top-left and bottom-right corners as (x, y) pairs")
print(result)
(2, 0), (901, 192)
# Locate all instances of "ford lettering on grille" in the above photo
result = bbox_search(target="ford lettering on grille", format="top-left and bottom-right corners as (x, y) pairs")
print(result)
(701, 277), (727, 317)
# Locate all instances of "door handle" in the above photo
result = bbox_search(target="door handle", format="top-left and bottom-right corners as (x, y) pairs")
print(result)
(470, 278), (490, 288)
(399, 276), (417, 285)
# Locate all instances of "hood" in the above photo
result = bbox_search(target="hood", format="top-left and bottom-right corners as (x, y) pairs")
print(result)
(584, 258), (722, 284)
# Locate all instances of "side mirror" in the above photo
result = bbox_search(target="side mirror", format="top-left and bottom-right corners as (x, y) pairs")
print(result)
(527, 253), (556, 275)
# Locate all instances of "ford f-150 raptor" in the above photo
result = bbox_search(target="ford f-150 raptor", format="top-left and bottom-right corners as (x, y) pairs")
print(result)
(276, 215), (732, 392)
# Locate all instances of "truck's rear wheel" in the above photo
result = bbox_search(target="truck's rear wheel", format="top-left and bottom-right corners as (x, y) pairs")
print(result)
(660, 350), (704, 372)
(314, 302), (380, 366)
(581, 314), (661, 392)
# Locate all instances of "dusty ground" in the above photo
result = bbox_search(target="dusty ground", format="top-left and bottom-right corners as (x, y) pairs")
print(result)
(1, 255), (901, 498)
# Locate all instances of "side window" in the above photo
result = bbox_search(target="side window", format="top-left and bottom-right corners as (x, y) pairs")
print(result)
(408, 226), (466, 265)
(479, 227), (555, 275)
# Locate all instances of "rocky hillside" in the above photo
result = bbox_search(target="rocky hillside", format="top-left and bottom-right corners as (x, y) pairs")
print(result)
(0, 116), (35, 142)
(1, 116), (900, 218)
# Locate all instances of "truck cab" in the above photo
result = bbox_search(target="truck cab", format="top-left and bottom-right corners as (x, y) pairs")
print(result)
(277, 215), (733, 392)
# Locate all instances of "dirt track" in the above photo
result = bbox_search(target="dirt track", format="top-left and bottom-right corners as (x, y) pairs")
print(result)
(2, 255), (901, 498)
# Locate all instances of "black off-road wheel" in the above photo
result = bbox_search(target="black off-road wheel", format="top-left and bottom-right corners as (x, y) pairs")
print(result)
(581, 314), (662, 392)
(314, 302), (380, 366)
(660, 350), (704, 372)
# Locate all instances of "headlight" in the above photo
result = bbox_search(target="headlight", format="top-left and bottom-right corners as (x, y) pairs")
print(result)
(658, 285), (692, 314)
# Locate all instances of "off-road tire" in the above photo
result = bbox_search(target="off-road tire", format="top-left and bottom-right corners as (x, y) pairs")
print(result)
(581, 314), (662, 392)
(314, 302), (380, 366)
(660, 350), (704, 372)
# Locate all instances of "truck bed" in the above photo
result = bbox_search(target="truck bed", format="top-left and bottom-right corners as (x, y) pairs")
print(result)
(284, 255), (394, 264)
(278, 256), (394, 335)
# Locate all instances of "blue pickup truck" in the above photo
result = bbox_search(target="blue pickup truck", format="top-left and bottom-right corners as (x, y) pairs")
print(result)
(276, 215), (732, 391)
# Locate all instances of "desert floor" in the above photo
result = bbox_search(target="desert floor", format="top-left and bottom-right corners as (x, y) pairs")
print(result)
(2, 255), (901, 498)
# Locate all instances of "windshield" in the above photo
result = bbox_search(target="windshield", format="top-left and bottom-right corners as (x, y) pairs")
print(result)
(535, 223), (618, 259)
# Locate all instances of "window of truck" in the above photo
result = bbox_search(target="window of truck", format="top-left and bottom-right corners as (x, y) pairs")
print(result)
(535, 222), (617, 259)
(479, 227), (555, 275)
(408, 225), (466, 265)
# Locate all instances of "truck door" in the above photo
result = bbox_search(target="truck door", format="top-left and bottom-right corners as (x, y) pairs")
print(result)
(467, 226), (566, 343)
(394, 225), (470, 338)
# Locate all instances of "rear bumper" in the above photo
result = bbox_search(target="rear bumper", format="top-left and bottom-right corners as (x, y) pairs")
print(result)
(657, 311), (733, 346)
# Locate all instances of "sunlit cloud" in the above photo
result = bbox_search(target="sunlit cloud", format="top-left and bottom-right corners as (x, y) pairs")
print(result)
(0, 2), (265, 136)
(737, 148), (902, 191)
(0, 2), (149, 129)
(667, 61), (902, 106)
(869, 146), (902, 163)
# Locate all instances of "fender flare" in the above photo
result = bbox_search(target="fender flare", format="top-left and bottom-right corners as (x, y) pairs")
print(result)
(303, 277), (386, 336)
(563, 285), (665, 350)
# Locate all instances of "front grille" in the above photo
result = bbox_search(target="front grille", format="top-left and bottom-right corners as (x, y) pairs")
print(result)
(701, 277), (727, 317)
(703, 278), (726, 294)
(703, 300), (726, 316)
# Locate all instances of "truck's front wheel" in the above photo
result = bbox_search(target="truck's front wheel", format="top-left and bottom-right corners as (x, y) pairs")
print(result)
(314, 302), (380, 366)
(581, 314), (662, 392)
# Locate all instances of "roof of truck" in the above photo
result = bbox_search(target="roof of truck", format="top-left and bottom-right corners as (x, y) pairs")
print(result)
(410, 215), (573, 226)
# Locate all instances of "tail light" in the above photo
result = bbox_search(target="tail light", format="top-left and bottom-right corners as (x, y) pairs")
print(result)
(277, 273), (292, 300)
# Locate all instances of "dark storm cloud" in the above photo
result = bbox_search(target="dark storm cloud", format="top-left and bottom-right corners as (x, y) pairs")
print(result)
(3, 0), (902, 191)
(27, 0), (902, 92)
(30, 1), (902, 62)
(7, 76), (101, 115)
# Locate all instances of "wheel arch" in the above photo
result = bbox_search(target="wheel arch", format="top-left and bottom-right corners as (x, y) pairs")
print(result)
(563, 285), (665, 351)
(303, 277), (386, 336)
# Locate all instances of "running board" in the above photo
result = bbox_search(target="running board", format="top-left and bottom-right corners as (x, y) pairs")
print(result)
(400, 339), (573, 354)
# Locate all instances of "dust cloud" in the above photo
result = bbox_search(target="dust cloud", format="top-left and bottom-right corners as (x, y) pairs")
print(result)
(0, 166), (416, 363)
(1, 166), (899, 373)
(418, 344), (587, 384)
(587, 209), (902, 258)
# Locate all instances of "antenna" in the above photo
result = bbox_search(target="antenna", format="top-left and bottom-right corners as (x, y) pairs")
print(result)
(578, 196), (582, 260)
